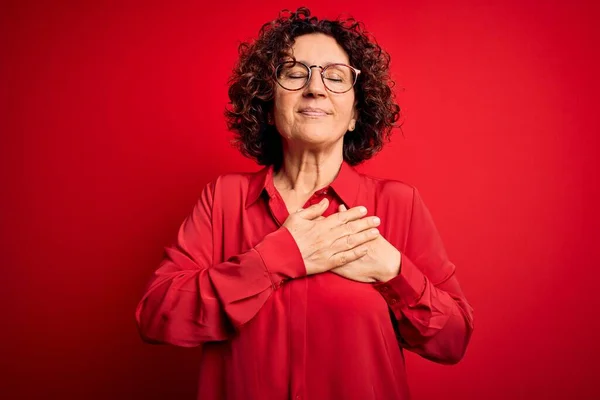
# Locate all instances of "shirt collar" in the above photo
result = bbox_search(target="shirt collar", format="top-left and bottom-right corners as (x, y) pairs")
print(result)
(329, 161), (361, 208)
(245, 165), (272, 209)
(245, 161), (362, 209)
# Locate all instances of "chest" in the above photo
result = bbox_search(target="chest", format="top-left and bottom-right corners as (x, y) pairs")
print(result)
(213, 185), (407, 264)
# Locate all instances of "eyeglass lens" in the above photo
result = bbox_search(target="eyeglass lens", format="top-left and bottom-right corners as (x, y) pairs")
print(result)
(276, 62), (356, 93)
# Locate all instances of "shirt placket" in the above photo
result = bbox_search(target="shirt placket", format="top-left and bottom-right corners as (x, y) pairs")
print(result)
(264, 188), (306, 400)
(265, 186), (332, 400)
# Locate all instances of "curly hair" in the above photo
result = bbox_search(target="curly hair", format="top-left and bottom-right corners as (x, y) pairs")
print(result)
(225, 7), (401, 167)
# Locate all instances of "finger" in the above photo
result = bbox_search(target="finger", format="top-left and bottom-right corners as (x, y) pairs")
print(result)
(338, 204), (347, 212)
(333, 227), (379, 252)
(333, 215), (380, 237)
(325, 205), (368, 227)
(332, 242), (371, 267)
(298, 198), (329, 220)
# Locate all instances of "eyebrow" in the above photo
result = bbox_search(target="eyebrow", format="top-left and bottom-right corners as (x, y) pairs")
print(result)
(296, 60), (348, 66)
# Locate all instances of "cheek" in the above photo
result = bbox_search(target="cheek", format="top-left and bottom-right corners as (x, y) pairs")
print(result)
(273, 94), (295, 120)
(335, 98), (356, 122)
(272, 96), (296, 136)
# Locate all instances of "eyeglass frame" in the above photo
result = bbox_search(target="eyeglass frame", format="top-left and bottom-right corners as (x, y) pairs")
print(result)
(274, 60), (361, 94)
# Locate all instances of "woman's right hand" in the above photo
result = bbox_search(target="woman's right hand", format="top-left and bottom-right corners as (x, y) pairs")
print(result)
(282, 198), (381, 275)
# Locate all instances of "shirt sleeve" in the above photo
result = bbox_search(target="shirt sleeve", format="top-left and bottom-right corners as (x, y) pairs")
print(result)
(135, 181), (306, 347)
(373, 187), (474, 364)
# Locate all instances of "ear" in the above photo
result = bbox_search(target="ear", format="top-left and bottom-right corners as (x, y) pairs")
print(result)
(349, 102), (359, 131)
(348, 119), (356, 132)
(348, 104), (358, 131)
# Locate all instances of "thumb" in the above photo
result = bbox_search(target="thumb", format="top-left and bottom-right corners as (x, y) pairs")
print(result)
(300, 198), (329, 220)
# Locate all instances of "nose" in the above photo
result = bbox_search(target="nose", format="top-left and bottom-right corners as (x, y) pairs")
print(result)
(303, 66), (327, 98)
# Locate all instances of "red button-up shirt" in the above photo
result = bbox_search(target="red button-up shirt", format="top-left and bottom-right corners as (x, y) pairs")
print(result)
(136, 162), (474, 400)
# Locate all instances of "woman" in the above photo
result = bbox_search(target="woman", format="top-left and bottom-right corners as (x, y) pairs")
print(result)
(136, 7), (474, 400)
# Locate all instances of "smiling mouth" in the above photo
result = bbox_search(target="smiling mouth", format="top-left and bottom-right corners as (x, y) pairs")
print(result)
(299, 110), (329, 116)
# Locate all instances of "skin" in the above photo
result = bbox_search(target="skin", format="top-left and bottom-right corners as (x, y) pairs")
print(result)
(273, 33), (401, 283)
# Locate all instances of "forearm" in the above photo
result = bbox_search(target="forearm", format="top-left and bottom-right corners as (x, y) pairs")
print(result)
(374, 255), (474, 364)
(135, 265), (232, 347)
(136, 227), (306, 347)
(396, 281), (473, 364)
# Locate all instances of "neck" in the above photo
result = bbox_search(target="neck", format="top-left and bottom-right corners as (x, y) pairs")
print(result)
(274, 142), (344, 194)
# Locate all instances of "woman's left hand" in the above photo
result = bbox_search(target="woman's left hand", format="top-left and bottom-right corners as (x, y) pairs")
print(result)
(330, 205), (401, 283)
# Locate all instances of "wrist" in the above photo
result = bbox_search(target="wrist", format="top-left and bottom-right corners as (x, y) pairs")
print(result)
(376, 250), (401, 282)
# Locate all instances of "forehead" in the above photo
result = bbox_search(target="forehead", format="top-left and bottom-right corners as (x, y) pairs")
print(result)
(290, 33), (350, 65)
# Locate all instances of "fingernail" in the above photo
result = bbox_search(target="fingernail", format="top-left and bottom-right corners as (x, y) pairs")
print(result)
(370, 229), (379, 235)
(372, 217), (380, 224)
(359, 207), (367, 214)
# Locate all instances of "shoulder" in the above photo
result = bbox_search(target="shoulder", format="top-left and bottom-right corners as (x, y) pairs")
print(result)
(200, 171), (254, 195)
(212, 170), (256, 189)
(200, 168), (266, 206)
(357, 170), (417, 204)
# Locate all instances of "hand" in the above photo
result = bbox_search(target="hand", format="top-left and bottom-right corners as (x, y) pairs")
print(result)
(282, 198), (381, 275)
(331, 205), (402, 283)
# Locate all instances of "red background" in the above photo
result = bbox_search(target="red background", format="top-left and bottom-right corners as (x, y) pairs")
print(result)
(2, 0), (599, 398)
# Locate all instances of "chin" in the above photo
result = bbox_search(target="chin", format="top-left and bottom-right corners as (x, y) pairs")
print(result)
(294, 130), (339, 146)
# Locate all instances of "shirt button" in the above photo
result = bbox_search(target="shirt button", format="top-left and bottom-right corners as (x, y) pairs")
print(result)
(390, 298), (398, 304)
(380, 286), (389, 292)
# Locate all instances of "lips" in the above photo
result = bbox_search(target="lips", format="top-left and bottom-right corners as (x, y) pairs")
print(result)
(298, 107), (331, 116)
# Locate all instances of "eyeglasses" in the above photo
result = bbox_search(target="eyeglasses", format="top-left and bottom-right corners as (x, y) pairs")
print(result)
(275, 61), (361, 94)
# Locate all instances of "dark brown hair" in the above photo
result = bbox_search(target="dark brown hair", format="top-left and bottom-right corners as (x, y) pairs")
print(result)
(225, 7), (401, 167)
